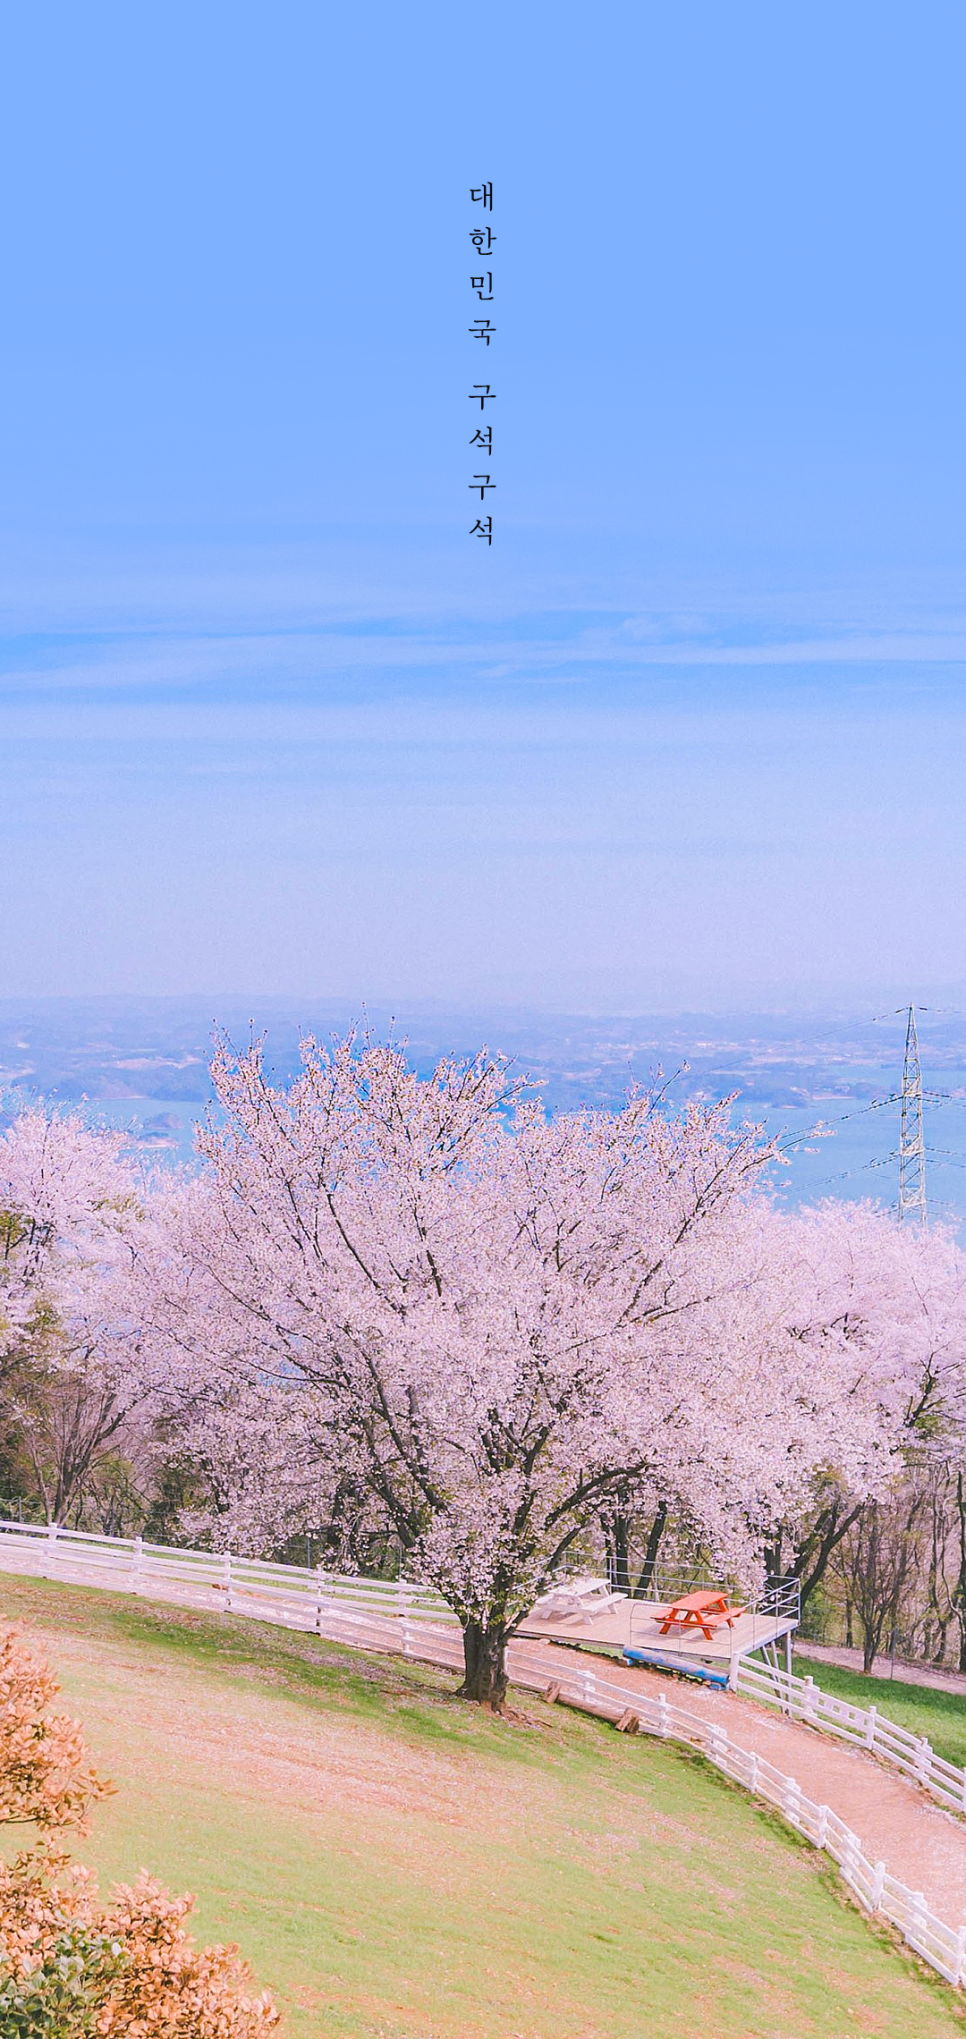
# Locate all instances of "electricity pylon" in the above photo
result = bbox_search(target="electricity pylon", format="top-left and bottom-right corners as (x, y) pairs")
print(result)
(897, 1004), (927, 1227)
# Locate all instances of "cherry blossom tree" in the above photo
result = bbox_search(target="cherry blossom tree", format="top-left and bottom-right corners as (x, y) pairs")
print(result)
(142, 1031), (907, 1707)
(761, 1201), (966, 1608)
(0, 1109), (152, 1523)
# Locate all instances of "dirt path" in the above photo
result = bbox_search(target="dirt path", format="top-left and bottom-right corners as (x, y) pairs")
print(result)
(526, 1640), (966, 1931)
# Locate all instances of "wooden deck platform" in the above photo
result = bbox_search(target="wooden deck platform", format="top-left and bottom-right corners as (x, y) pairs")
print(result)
(518, 1595), (797, 1677)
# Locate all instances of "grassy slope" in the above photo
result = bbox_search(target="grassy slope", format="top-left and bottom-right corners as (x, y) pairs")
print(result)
(1, 1577), (963, 2039)
(795, 1653), (966, 1770)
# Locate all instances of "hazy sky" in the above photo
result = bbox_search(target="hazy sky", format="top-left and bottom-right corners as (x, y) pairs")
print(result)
(2, 2), (965, 1010)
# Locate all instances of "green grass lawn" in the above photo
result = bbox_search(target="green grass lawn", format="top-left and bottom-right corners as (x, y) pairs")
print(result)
(2, 1574), (965, 2039)
(795, 1652), (966, 1771)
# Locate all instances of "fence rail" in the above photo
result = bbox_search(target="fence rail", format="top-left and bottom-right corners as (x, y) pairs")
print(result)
(733, 1653), (966, 1816)
(0, 1520), (963, 1992)
(0, 1520), (455, 1625)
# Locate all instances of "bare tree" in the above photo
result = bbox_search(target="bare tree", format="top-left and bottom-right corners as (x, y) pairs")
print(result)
(5, 1347), (147, 1526)
(833, 1488), (927, 1673)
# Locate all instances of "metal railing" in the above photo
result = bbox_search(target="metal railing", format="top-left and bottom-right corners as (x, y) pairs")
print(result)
(0, 1519), (963, 1993)
(622, 1570), (800, 1666)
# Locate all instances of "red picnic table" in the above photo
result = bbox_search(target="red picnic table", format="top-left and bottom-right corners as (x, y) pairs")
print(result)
(654, 1589), (744, 1642)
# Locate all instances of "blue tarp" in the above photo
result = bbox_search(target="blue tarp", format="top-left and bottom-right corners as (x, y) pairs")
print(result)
(622, 1647), (730, 1690)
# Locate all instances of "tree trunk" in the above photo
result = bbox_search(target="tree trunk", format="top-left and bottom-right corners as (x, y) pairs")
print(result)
(601, 1511), (631, 1594)
(954, 1471), (966, 1674)
(634, 1500), (669, 1599)
(763, 1529), (783, 1586)
(795, 1501), (864, 1611)
(459, 1619), (509, 1708)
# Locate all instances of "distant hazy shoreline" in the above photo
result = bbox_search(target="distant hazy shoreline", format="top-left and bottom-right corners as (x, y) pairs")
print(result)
(1, 995), (964, 1226)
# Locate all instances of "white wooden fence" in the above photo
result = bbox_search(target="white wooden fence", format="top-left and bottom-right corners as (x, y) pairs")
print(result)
(0, 1520), (964, 1992)
(734, 1653), (966, 1817)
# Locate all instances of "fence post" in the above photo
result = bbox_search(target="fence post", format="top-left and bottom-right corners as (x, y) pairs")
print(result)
(802, 1675), (817, 1726)
(905, 1890), (928, 1951)
(581, 1666), (597, 1710)
(43, 1522), (58, 1580)
(132, 1536), (143, 1596)
(915, 1736), (932, 1787)
(222, 1551), (233, 1612)
(657, 1693), (671, 1739)
(815, 1804), (829, 1850)
(870, 1861), (886, 1913)
(748, 1752), (760, 1794)
(314, 1568), (326, 1635)
(841, 1829), (859, 1889)
(783, 1777), (802, 1828)
(865, 1704), (877, 1750)
(401, 1620), (413, 1660)
(955, 1924), (966, 1987)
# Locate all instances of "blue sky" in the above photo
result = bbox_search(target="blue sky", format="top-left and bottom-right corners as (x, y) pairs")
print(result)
(2, 2), (965, 1009)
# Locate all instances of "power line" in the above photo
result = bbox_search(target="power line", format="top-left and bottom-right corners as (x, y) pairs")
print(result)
(755, 1008), (966, 1209)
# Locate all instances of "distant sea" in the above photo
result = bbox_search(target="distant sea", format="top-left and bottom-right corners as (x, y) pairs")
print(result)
(2, 997), (964, 1230)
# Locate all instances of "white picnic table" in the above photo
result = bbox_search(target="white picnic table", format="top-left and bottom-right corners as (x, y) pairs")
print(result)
(529, 1575), (627, 1622)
